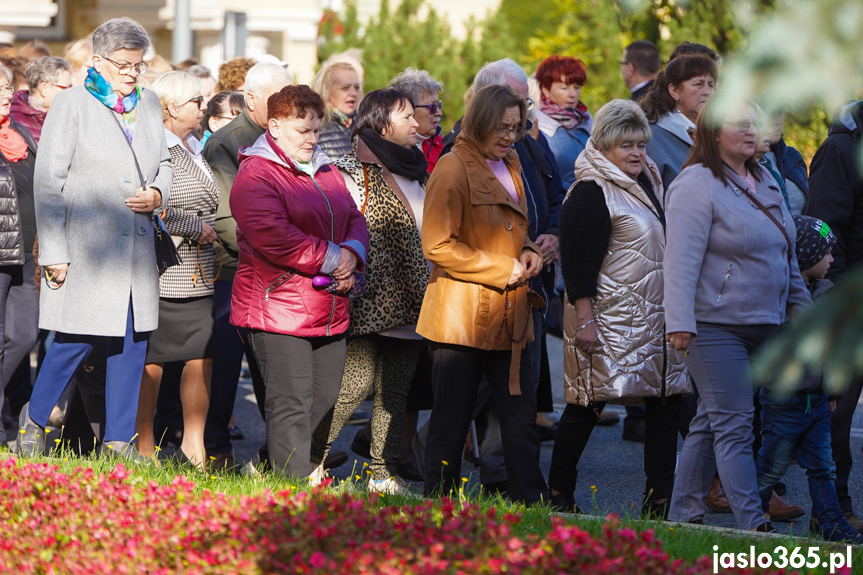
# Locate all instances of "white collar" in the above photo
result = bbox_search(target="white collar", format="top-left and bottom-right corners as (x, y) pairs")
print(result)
(164, 128), (203, 157)
(630, 80), (651, 94)
(672, 108), (697, 132)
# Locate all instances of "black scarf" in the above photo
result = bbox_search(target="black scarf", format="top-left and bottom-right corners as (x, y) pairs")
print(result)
(359, 128), (428, 181)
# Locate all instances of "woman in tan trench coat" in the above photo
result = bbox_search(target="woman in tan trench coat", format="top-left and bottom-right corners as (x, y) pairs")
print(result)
(418, 84), (548, 504)
(548, 99), (689, 518)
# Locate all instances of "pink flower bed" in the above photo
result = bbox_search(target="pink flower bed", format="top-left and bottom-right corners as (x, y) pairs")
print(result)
(0, 458), (787, 574)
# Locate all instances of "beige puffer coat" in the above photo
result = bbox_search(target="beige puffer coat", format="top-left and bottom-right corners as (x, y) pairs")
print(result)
(563, 140), (690, 406)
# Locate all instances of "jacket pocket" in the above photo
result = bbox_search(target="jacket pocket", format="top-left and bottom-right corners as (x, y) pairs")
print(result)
(264, 270), (296, 302)
(716, 262), (735, 303)
(475, 286), (492, 328)
(595, 291), (651, 367)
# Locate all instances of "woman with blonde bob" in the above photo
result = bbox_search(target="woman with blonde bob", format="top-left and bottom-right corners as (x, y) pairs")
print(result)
(136, 70), (219, 466)
(549, 99), (690, 517)
(313, 61), (362, 160)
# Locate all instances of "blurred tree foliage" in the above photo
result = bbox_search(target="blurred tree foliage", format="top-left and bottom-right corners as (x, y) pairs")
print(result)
(317, 0), (515, 132)
(318, 0), (832, 152)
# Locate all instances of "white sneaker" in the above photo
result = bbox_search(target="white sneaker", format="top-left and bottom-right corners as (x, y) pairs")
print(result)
(308, 463), (328, 487)
(368, 476), (410, 495)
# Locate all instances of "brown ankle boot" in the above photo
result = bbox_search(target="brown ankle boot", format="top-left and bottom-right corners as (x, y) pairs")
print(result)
(706, 476), (732, 513)
(768, 491), (804, 522)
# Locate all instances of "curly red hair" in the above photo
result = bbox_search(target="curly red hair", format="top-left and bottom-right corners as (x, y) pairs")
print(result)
(536, 55), (587, 91)
(267, 85), (326, 121)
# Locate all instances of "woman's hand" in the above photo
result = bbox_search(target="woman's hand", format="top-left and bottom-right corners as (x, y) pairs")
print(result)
(535, 234), (559, 266)
(333, 248), (358, 281)
(197, 222), (218, 245)
(666, 332), (693, 354)
(508, 258), (528, 287)
(126, 186), (163, 213)
(333, 274), (356, 294)
(45, 263), (69, 286)
(520, 250), (542, 279)
(575, 320), (599, 354)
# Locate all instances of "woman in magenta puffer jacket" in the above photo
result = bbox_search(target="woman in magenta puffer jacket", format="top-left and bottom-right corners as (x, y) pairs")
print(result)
(230, 85), (368, 478)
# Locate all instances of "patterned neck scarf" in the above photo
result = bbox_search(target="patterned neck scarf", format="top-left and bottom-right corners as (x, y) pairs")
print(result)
(330, 108), (355, 129)
(540, 94), (589, 130)
(84, 67), (140, 142)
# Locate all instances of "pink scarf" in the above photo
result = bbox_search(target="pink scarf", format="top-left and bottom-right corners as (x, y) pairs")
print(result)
(0, 116), (28, 162)
(539, 94), (589, 131)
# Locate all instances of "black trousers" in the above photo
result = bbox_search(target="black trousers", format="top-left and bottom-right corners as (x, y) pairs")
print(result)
(830, 374), (863, 513)
(548, 394), (685, 501)
(423, 341), (548, 504)
(248, 329), (345, 478)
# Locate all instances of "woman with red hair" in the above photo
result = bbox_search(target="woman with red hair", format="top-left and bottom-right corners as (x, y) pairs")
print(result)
(230, 85), (369, 479)
(535, 55), (592, 189)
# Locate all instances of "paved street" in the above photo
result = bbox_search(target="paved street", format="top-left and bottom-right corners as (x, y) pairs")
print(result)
(227, 333), (863, 536)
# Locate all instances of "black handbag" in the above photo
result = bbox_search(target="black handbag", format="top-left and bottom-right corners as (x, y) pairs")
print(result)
(111, 114), (181, 275)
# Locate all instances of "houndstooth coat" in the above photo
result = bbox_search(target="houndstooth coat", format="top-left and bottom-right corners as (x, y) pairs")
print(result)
(160, 136), (219, 299)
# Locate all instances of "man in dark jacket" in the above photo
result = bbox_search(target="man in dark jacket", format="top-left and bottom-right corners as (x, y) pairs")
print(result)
(621, 40), (660, 103)
(804, 99), (863, 531)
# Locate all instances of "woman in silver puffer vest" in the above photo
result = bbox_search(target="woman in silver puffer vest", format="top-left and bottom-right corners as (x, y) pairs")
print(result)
(548, 99), (690, 518)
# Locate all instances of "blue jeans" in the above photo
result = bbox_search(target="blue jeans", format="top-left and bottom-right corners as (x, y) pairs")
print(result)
(756, 389), (844, 532)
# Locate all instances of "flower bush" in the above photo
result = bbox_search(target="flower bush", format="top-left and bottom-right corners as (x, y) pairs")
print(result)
(0, 458), (791, 574)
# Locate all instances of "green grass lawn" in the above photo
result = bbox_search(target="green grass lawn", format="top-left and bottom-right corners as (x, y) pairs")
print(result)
(8, 448), (860, 574)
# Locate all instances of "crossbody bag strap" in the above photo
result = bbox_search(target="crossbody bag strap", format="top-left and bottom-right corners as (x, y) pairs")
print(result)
(738, 186), (793, 262)
(110, 111), (166, 218)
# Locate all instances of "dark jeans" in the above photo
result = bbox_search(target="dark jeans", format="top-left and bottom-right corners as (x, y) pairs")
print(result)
(549, 395), (684, 500)
(204, 280), (265, 455)
(248, 329), (345, 478)
(423, 341), (548, 504)
(756, 389), (845, 532)
(29, 302), (149, 442)
(830, 374), (863, 513)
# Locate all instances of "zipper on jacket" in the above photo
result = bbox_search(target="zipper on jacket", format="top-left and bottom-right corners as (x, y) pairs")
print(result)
(716, 262), (735, 302)
(265, 271), (296, 302)
(661, 334), (668, 404)
(311, 175), (337, 336)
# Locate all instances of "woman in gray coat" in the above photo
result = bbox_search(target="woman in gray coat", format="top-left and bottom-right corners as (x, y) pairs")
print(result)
(16, 17), (173, 460)
(664, 95), (809, 532)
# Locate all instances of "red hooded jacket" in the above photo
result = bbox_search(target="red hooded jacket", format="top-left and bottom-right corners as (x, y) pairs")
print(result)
(230, 132), (369, 337)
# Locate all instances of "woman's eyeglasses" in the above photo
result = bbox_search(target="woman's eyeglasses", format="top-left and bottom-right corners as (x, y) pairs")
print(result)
(496, 125), (526, 139)
(414, 101), (443, 114)
(102, 56), (148, 76)
(185, 95), (205, 107)
(724, 120), (761, 133)
(0, 85), (13, 95)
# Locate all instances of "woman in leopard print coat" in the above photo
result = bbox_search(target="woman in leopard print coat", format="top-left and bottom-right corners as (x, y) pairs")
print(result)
(310, 89), (430, 494)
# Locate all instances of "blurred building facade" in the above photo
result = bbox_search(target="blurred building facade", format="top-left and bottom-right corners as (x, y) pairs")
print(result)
(0, 0), (499, 84)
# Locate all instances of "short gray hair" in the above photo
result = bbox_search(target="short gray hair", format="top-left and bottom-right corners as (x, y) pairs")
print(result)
(185, 64), (213, 81)
(592, 99), (652, 152)
(0, 63), (12, 84)
(244, 62), (291, 99)
(92, 17), (150, 57)
(25, 57), (69, 92)
(473, 58), (528, 92)
(388, 67), (442, 103)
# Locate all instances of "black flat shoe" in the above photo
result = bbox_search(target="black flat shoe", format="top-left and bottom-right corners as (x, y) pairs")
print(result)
(324, 450), (348, 470)
(550, 491), (580, 514)
(641, 498), (670, 521)
(351, 428), (372, 459)
(397, 459), (424, 482)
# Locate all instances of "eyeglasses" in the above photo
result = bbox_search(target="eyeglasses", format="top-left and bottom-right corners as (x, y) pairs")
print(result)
(414, 101), (443, 114)
(51, 84), (72, 90)
(526, 97), (535, 110)
(185, 95), (205, 108)
(496, 125), (526, 139)
(101, 56), (148, 76)
(0, 85), (13, 95)
(724, 120), (761, 133)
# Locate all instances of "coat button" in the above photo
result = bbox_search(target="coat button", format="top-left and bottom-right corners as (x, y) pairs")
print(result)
(197, 210), (204, 217)
(137, 226), (146, 236)
(505, 221), (513, 231)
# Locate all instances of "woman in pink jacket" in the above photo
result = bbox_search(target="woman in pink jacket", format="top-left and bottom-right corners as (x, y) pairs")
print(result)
(230, 85), (368, 479)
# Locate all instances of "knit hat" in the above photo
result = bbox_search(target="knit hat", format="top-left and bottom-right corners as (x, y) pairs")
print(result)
(793, 215), (837, 271)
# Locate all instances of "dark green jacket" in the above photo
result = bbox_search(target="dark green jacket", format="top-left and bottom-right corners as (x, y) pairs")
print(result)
(203, 109), (264, 281)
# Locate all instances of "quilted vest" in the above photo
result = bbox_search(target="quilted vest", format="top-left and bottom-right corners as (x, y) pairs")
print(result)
(562, 140), (690, 406)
